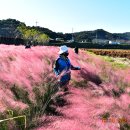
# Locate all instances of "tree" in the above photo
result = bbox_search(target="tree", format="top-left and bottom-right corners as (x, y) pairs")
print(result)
(17, 25), (49, 44)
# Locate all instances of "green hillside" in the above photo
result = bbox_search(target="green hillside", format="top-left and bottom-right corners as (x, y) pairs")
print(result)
(0, 19), (130, 44)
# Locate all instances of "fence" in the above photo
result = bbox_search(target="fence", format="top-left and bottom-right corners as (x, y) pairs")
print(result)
(0, 110), (26, 130)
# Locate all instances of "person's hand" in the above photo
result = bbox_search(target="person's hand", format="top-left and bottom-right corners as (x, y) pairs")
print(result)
(57, 70), (70, 80)
(65, 70), (71, 75)
(76, 66), (81, 70)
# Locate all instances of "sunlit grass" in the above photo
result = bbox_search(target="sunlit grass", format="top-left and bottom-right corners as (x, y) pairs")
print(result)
(102, 56), (129, 69)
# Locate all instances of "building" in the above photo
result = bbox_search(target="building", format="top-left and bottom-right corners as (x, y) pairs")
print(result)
(109, 41), (120, 45)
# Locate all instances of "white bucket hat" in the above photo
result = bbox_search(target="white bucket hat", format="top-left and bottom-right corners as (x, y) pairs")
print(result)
(58, 45), (68, 54)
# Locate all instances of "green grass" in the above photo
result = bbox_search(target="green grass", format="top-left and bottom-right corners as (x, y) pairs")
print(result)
(103, 56), (114, 62)
(86, 50), (96, 55)
(102, 56), (129, 69)
(111, 62), (128, 69)
(86, 50), (128, 69)
(0, 110), (26, 130)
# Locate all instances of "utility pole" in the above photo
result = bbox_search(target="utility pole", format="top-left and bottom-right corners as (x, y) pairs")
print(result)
(36, 21), (38, 26)
(96, 31), (97, 44)
(72, 28), (74, 42)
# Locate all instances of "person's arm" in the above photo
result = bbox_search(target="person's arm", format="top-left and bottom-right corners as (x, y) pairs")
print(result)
(68, 59), (80, 70)
(71, 65), (80, 70)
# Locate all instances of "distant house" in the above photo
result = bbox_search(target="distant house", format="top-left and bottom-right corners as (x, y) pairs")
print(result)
(109, 41), (120, 45)
(92, 39), (109, 44)
(49, 38), (55, 43)
(66, 39), (74, 43)
(56, 38), (64, 42)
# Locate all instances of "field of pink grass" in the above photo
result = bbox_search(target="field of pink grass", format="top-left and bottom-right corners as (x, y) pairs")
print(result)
(0, 44), (130, 130)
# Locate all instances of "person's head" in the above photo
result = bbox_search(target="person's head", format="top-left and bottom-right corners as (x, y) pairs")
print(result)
(59, 45), (69, 57)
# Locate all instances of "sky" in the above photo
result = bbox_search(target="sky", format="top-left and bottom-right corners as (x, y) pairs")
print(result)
(0, 0), (130, 33)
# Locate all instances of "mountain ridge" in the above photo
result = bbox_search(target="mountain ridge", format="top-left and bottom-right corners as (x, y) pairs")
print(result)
(0, 18), (130, 43)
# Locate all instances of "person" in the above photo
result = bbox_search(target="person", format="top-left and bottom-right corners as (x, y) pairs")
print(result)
(74, 46), (79, 54)
(25, 40), (32, 49)
(53, 45), (80, 92)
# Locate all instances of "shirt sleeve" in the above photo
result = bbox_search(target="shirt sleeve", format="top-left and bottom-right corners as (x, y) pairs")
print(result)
(68, 59), (80, 70)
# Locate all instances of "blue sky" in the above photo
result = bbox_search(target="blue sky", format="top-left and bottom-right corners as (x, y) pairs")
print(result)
(0, 0), (130, 33)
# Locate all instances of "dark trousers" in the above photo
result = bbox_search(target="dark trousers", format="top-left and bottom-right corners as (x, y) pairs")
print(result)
(58, 80), (70, 91)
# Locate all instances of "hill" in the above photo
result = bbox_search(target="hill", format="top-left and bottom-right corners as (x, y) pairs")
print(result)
(73, 29), (130, 42)
(0, 19), (71, 40)
(115, 32), (130, 40)
(0, 19), (130, 44)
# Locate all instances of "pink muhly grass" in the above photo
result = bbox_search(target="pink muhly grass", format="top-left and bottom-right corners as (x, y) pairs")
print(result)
(119, 94), (130, 108)
(0, 45), (130, 130)
(0, 45), (58, 111)
(0, 88), (28, 112)
(34, 47), (130, 130)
